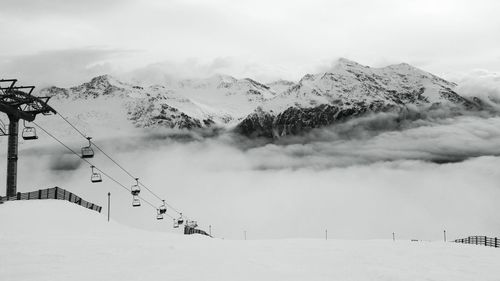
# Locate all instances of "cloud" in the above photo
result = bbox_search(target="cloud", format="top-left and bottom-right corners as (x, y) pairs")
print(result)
(453, 70), (500, 107)
(236, 110), (500, 170)
(0, 47), (130, 87)
(48, 153), (83, 171)
(0, 0), (129, 17)
(1, 0), (500, 84)
(6, 108), (500, 240)
(120, 57), (294, 85)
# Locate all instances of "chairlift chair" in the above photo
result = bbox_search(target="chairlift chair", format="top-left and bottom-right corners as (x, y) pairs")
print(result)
(22, 121), (38, 140)
(81, 137), (94, 158)
(131, 178), (140, 196)
(156, 209), (164, 220)
(177, 213), (184, 225)
(159, 200), (167, 214)
(90, 166), (102, 183)
(132, 196), (141, 207)
(173, 219), (179, 228)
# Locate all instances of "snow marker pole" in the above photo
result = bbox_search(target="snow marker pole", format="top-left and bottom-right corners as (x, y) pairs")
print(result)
(107, 192), (111, 222)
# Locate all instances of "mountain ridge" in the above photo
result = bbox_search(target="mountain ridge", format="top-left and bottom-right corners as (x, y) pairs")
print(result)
(38, 59), (485, 137)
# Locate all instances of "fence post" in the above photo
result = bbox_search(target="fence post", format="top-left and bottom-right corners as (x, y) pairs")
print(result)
(484, 236), (487, 246)
(495, 237), (498, 248)
(16, 192), (21, 200)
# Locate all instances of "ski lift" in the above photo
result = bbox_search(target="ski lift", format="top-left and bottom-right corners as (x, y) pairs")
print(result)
(173, 218), (179, 228)
(22, 120), (38, 140)
(177, 213), (184, 225)
(156, 209), (164, 220)
(132, 195), (141, 207)
(90, 165), (102, 183)
(131, 178), (140, 196)
(159, 200), (167, 214)
(81, 137), (94, 158)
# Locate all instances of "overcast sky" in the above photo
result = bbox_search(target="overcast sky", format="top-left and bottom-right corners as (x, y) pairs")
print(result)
(1, 0), (499, 86)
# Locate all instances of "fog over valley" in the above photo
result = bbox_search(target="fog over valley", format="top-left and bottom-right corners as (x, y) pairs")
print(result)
(3, 103), (500, 240)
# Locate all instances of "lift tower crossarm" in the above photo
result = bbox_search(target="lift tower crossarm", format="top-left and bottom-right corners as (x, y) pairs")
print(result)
(0, 79), (56, 196)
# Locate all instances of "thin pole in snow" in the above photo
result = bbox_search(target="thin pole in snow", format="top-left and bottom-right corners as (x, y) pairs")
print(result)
(107, 192), (111, 222)
(326, 229), (328, 240)
(244, 230), (246, 240)
(393, 232), (395, 242)
(444, 230), (447, 242)
(209, 225), (212, 236)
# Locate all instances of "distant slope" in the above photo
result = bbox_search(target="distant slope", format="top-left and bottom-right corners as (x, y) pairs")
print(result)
(1, 200), (500, 281)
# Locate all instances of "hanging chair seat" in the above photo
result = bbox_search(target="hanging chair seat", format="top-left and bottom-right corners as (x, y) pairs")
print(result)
(132, 197), (141, 207)
(81, 146), (94, 158)
(91, 173), (102, 183)
(22, 127), (38, 140)
(131, 186), (140, 196)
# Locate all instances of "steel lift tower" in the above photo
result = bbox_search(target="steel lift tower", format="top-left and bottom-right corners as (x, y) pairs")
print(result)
(0, 79), (56, 197)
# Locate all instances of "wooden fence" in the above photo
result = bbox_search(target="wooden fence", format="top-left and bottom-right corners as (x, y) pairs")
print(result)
(184, 225), (211, 237)
(454, 236), (499, 248)
(0, 187), (102, 213)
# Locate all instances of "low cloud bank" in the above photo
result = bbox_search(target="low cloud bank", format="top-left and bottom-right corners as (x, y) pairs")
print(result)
(454, 70), (500, 109)
(6, 101), (500, 240)
(240, 112), (500, 170)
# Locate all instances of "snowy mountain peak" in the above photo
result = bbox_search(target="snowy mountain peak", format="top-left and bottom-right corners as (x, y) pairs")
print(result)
(267, 79), (296, 95)
(334, 57), (366, 69)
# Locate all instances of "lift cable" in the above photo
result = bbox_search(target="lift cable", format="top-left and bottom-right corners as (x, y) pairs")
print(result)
(55, 112), (185, 217)
(32, 121), (175, 220)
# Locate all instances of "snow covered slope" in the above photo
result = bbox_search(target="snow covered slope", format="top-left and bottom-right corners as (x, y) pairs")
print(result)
(36, 59), (484, 138)
(1, 200), (499, 281)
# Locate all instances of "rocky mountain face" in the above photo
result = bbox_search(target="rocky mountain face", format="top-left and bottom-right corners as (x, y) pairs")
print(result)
(38, 59), (483, 137)
(236, 59), (481, 137)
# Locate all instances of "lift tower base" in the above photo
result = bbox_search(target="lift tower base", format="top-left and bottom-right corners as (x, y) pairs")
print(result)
(0, 79), (56, 197)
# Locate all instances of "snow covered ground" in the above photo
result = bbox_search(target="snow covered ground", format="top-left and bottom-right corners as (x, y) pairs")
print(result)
(1, 200), (499, 281)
